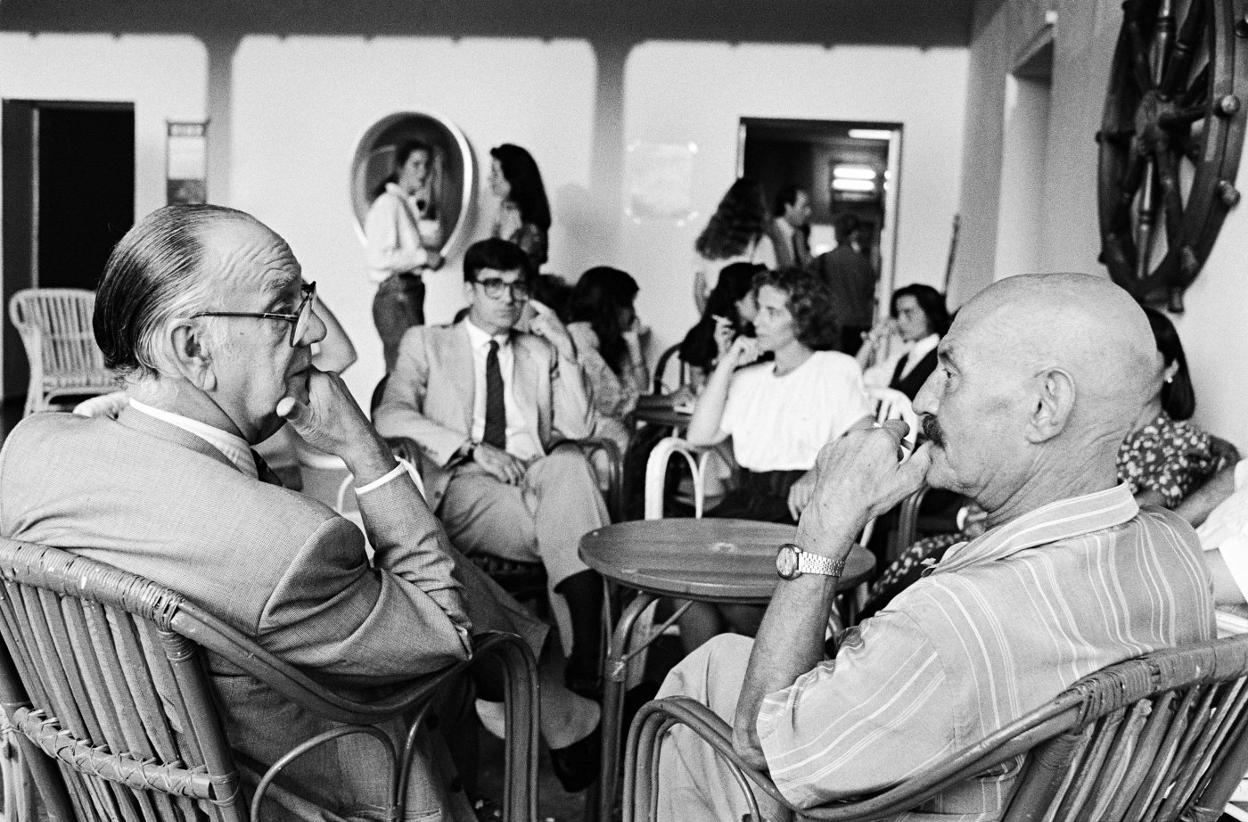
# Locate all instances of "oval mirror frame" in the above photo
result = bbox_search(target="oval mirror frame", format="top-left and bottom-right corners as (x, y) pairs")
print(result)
(349, 111), (477, 259)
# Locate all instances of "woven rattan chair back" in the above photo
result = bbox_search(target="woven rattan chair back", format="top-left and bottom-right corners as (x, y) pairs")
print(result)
(8, 288), (116, 417)
(626, 632), (1248, 821)
(0, 539), (247, 821)
(0, 538), (540, 821)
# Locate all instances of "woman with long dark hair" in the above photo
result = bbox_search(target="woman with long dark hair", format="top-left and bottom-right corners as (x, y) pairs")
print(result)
(489, 143), (551, 272)
(692, 178), (776, 313)
(363, 140), (445, 371)
(564, 266), (649, 451)
(679, 261), (763, 390)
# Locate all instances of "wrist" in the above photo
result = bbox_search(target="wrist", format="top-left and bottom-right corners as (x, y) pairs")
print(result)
(343, 440), (400, 486)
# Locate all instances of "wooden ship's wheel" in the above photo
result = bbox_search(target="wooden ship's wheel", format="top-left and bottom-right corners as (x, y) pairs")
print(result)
(1098, 0), (1248, 310)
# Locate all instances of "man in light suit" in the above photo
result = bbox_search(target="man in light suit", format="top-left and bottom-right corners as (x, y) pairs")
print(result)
(0, 205), (599, 819)
(375, 238), (610, 693)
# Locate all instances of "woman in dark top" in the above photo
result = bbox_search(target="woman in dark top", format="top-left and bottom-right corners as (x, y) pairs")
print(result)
(489, 143), (551, 272)
(855, 283), (950, 400)
(679, 261), (764, 391)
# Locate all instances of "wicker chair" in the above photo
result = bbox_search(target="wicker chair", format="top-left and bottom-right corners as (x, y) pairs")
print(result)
(624, 633), (1248, 821)
(9, 288), (116, 417)
(0, 538), (538, 821)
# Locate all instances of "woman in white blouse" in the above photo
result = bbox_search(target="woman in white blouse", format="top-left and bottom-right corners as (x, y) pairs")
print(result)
(364, 140), (445, 371)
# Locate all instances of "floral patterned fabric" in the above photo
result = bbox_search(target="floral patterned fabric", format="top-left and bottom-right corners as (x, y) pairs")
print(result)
(1116, 411), (1216, 509)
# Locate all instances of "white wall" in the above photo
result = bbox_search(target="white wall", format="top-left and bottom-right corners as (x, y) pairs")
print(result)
(0, 29), (969, 409)
(621, 42), (970, 362)
(228, 35), (597, 402)
(957, 0), (1248, 449)
(0, 33), (207, 383)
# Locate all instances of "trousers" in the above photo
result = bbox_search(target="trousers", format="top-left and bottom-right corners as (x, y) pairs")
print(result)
(373, 273), (425, 371)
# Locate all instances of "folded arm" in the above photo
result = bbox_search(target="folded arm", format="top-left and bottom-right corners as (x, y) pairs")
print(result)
(364, 194), (429, 282)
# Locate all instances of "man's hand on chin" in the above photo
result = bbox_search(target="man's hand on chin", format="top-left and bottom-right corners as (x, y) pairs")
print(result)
(276, 369), (395, 483)
(796, 420), (933, 554)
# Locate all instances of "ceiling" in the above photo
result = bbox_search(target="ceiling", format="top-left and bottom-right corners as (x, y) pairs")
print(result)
(0, 1), (976, 48)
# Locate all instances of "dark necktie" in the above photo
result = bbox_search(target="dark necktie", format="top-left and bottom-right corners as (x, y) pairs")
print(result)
(793, 233), (803, 266)
(251, 449), (284, 487)
(483, 340), (507, 449)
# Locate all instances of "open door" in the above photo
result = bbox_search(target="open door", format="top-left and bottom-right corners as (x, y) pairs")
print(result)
(1, 100), (134, 402)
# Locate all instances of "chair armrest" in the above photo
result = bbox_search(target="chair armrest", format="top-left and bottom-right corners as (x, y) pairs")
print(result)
(247, 631), (539, 821)
(644, 437), (709, 519)
(623, 696), (790, 822)
(576, 437), (624, 521)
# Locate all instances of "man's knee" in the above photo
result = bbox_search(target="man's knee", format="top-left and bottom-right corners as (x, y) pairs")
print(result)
(658, 633), (754, 709)
(530, 445), (596, 487)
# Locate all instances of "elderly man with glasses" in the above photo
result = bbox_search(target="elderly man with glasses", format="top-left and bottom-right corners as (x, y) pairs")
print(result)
(0, 206), (606, 818)
(375, 237), (611, 697)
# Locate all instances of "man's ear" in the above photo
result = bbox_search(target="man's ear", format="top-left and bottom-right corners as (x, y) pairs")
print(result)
(167, 319), (217, 391)
(462, 280), (475, 308)
(1026, 367), (1075, 443)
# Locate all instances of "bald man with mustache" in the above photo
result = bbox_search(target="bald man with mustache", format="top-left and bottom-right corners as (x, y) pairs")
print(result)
(653, 273), (1215, 821)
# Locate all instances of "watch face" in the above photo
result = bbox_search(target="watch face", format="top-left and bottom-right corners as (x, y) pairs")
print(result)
(776, 545), (800, 579)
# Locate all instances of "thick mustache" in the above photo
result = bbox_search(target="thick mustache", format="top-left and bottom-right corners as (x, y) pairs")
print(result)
(921, 414), (945, 447)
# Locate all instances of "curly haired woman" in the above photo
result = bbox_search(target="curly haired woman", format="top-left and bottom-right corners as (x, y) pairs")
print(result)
(692, 178), (776, 313)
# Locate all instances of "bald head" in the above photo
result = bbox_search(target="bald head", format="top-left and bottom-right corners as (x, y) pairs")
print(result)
(915, 273), (1159, 521)
(94, 204), (279, 382)
(961, 273), (1158, 433)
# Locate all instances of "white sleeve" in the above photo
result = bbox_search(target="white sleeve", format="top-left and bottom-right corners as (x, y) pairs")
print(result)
(364, 194), (428, 282)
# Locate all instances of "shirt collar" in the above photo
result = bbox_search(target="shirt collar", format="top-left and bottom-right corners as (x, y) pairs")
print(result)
(907, 333), (940, 361)
(932, 483), (1139, 575)
(464, 317), (511, 351)
(128, 397), (257, 479)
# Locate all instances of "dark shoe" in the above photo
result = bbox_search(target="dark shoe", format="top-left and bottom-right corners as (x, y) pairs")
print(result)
(549, 723), (601, 793)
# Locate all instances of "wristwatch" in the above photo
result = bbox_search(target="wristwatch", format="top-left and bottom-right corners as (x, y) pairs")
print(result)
(775, 543), (846, 580)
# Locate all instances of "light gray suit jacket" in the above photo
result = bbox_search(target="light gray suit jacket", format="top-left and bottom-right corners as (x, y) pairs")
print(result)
(374, 321), (597, 510)
(0, 408), (476, 818)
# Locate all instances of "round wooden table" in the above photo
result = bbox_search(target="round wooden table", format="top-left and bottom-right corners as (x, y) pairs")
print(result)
(579, 518), (875, 820)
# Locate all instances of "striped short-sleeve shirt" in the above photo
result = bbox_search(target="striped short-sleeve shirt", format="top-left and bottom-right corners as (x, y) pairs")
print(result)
(757, 484), (1214, 819)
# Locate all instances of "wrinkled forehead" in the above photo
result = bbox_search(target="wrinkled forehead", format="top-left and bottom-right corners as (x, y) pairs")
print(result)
(200, 217), (302, 300)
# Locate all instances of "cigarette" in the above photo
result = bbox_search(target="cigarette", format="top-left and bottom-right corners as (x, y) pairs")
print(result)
(873, 421), (914, 453)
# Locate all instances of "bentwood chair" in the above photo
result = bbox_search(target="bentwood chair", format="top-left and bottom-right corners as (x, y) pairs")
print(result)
(0, 538), (539, 822)
(9, 289), (116, 417)
(625, 633), (1248, 822)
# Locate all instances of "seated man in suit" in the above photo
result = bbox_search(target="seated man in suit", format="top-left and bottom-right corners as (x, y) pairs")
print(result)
(653, 273), (1214, 821)
(375, 238), (610, 692)
(0, 204), (600, 820)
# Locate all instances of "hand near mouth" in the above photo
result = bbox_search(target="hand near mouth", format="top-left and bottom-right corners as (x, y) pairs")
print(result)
(276, 369), (396, 485)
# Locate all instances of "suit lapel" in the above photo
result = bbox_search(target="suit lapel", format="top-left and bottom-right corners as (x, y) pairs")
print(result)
(510, 336), (541, 439)
(450, 322), (476, 434)
(116, 406), (239, 471)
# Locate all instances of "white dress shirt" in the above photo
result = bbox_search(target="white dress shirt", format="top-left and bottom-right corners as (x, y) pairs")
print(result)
(363, 182), (432, 284)
(464, 319), (542, 462)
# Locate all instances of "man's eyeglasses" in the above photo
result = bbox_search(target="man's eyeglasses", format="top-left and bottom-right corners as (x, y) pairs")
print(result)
(189, 281), (317, 347)
(475, 278), (531, 301)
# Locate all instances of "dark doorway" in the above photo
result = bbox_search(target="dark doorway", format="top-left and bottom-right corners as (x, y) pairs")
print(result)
(2, 100), (134, 401)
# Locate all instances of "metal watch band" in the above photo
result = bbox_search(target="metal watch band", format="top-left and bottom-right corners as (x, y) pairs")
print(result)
(798, 549), (846, 577)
